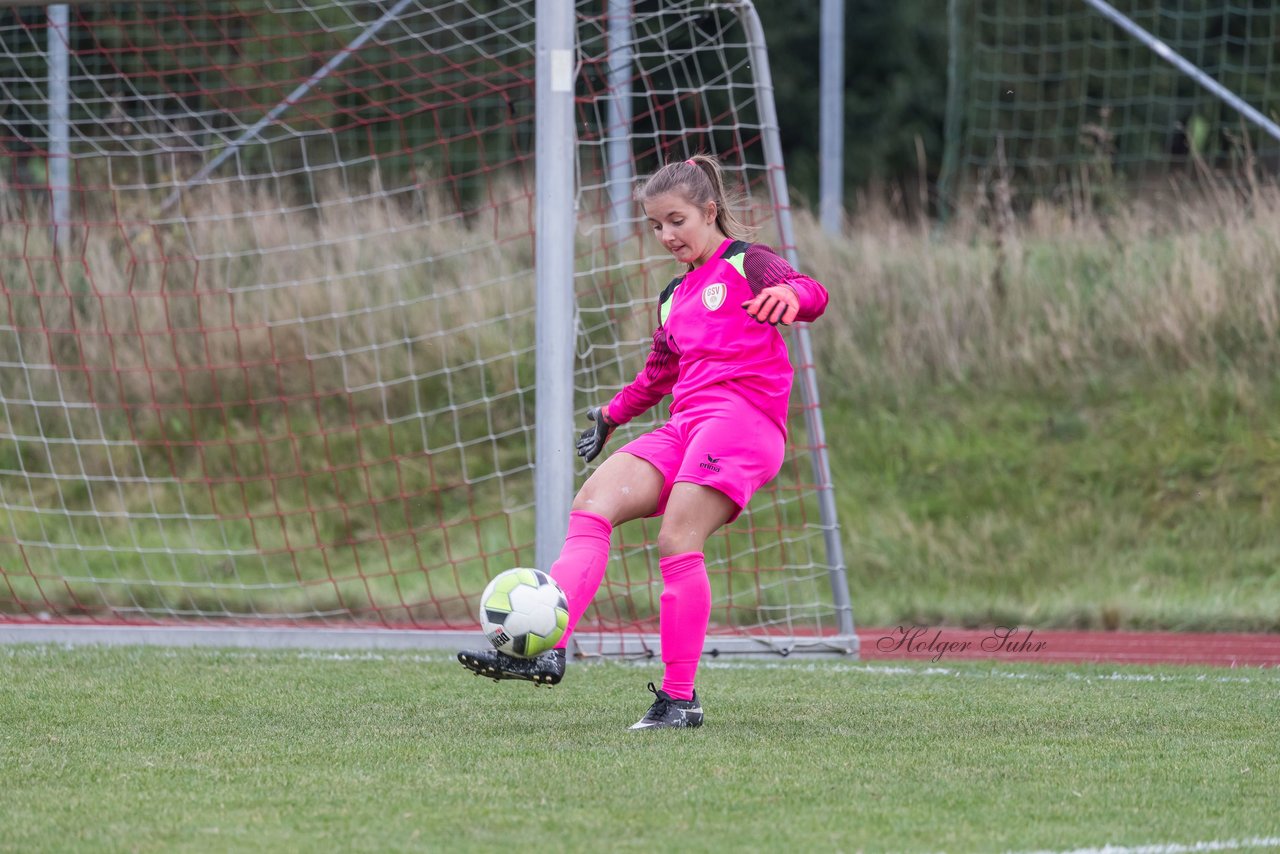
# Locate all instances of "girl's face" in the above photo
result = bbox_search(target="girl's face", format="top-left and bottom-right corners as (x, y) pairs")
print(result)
(642, 191), (723, 267)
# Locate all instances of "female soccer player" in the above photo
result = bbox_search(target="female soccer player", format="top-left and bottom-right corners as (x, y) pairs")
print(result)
(459, 154), (829, 729)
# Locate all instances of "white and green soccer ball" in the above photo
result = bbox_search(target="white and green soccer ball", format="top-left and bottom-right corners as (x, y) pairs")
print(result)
(479, 568), (569, 658)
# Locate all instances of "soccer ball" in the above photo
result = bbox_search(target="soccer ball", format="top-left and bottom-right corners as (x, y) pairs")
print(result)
(479, 568), (569, 658)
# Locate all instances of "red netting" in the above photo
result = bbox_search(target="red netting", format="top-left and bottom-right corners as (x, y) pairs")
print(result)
(0, 1), (846, 654)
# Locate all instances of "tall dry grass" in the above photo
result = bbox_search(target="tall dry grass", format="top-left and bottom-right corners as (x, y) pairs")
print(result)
(1, 178), (540, 419)
(795, 181), (1280, 390)
(6, 175), (1280, 424)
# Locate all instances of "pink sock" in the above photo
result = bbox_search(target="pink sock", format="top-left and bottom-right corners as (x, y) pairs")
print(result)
(548, 510), (613, 649)
(658, 551), (711, 700)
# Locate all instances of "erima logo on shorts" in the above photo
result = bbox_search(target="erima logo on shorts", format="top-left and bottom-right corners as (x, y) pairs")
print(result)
(699, 453), (722, 473)
(701, 283), (726, 311)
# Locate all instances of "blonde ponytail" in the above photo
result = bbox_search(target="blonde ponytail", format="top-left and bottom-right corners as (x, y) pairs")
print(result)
(636, 153), (756, 241)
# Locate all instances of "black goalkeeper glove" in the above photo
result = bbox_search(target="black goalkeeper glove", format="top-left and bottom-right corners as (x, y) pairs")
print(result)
(575, 405), (616, 463)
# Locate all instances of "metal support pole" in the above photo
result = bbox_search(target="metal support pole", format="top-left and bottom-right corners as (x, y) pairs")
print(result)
(605, 0), (635, 244)
(936, 0), (965, 224)
(47, 3), (70, 250)
(534, 0), (577, 572)
(737, 1), (855, 643)
(818, 0), (844, 234)
(1084, 0), (1280, 145)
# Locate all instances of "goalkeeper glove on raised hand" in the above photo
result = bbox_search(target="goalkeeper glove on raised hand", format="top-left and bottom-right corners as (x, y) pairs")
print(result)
(741, 285), (800, 326)
(575, 405), (616, 463)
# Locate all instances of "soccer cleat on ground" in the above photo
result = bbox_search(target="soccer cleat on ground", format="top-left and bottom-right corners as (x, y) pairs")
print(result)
(457, 647), (566, 686)
(629, 681), (704, 730)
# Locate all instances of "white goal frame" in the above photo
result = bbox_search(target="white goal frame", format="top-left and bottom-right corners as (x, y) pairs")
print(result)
(0, 0), (855, 657)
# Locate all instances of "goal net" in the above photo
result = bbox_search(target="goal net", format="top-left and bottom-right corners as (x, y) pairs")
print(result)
(940, 0), (1280, 206)
(0, 1), (851, 654)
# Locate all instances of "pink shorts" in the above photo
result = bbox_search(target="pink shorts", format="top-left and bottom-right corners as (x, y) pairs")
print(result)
(617, 386), (786, 523)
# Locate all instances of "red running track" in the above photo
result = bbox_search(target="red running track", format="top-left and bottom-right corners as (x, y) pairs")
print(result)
(2, 616), (1277, 667)
(858, 626), (1280, 668)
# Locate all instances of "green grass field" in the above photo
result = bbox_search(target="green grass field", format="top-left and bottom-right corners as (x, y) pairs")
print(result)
(3, 645), (1278, 853)
(825, 372), (1280, 631)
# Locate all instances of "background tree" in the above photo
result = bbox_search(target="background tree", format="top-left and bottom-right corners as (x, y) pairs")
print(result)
(753, 0), (950, 210)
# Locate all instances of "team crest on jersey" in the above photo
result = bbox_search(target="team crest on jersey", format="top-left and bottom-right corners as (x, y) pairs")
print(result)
(701, 283), (727, 311)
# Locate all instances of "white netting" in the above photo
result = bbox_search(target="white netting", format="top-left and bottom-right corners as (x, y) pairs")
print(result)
(0, 0), (847, 653)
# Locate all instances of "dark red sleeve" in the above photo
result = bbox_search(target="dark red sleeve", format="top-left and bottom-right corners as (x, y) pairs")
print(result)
(605, 325), (679, 425)
(743, 244), (830, 323)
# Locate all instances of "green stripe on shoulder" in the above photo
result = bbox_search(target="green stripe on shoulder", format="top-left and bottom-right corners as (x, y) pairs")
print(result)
(658, 275), (683, 326)
(721, 240), (750, 277)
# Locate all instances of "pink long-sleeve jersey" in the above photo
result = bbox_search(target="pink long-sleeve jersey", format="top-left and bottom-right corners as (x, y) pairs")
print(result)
(606, 238), (829, 434)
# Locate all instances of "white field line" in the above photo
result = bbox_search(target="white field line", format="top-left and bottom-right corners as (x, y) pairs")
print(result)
(5, 644), (1279, 685)
(1008, 836), (1280, 854)
(696, 658), (1280, 685)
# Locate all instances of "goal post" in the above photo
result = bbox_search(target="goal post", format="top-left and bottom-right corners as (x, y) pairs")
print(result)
(0, 0), (855, 656)
(533, 0), (576, 577)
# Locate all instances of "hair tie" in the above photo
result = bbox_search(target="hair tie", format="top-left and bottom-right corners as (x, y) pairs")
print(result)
(685, 158), (697, 167)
